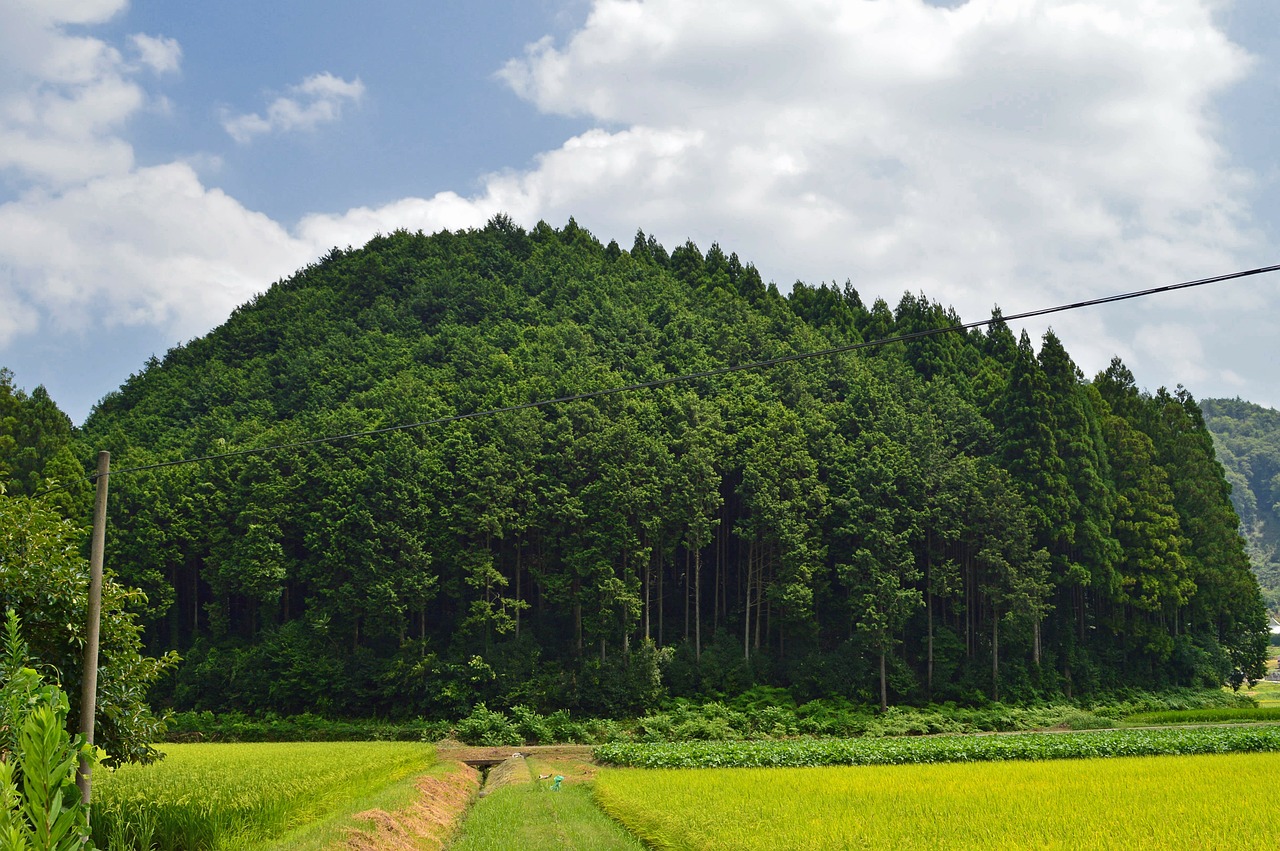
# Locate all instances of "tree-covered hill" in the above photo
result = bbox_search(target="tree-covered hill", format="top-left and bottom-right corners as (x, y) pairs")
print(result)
(13, 216), (1264, 718)
(1201, 397), (1280, 611)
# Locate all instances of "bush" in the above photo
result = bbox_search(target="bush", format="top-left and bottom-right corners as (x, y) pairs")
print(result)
(455, 703), (520, 746)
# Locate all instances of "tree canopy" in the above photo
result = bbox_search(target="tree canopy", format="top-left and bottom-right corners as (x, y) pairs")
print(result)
(2, 217), (1266, 719)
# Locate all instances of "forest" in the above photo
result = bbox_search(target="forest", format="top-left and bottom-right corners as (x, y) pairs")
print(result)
(1200, 397), (1280, 611)
(0, 216), (1268, 722)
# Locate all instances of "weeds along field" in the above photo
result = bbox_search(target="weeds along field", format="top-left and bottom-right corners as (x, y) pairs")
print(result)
(595, 751), (1280, 850)
(1126, 706), (1280, 724)
(90, 741), (436, 850)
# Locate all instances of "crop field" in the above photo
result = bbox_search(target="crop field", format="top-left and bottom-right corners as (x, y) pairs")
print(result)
(595, 751), (1280, 849)
(89, 741), (437, 850)
(594, 723), (1280, 768)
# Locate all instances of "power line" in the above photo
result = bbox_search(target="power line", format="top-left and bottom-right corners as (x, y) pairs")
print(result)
(34, 260), (1280, 489)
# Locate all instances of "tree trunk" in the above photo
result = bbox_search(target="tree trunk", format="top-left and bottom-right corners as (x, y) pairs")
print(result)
(514, 543), (522, 639)
(658, 550), (664, 647)
(684, 547), (691, 642)
(744, 539), (754, 661)
(694, 546), (702, 662)
(927, 589), (934, 697)
(992, 615), (1000, 702)
(879, 649), (888, 711)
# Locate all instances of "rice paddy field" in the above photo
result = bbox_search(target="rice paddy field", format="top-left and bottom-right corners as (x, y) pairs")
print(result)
(594, 751), (1280, 850)
(89, 741), (438, 850)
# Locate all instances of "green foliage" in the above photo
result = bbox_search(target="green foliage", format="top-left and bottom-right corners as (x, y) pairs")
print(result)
(0, 611), (96, 851)
(163, 711), (447, 744)
(454, 704), (522, 747)
(1124, 706), (1280, 724)
(18, 216), (1257, 722)
(1200, 397), (1280, 610)
(0, 499), (177, 766)
(594, 724), (1280, 768)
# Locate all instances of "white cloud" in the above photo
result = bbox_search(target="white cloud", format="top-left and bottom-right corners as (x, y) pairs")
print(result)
(0, 1), (149, 186)
(0, 0), (1275, 415)
(129, 33), (181, 74)
(289, 0), (1270, 404)
(0, 163), (314, 342)
(222, 72), (366, 144)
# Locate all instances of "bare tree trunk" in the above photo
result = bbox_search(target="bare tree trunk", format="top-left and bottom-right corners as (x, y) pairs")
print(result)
(684, 548), (690, 642)
(992, 615), (1000, 702)
(879, 650), (888, 711)
(927, 589), (934, 697)
(694, 547), (702, 662)
(744, 540), (754, 661)
(658, 551), (664, 647)
(643, 545), (650, 642)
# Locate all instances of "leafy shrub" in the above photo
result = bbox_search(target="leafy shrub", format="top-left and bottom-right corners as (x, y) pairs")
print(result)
(509, 705), (551, 745)
(1, 610), (96, 850)
(455, 703), (521, 746)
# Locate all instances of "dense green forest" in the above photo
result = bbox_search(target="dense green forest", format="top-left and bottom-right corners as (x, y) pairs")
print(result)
(0, 217), (1267, 721)
(1201, 398), (1280, 611)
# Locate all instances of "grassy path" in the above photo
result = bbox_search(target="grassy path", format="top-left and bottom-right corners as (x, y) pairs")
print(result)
(447, 755), (643, 851)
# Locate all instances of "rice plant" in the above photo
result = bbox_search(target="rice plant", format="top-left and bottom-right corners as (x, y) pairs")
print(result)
(90, 741), (435, 850)
(596, 751), (1280, 849)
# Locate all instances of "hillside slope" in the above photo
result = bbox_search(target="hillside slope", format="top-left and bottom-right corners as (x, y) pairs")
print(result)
(72, 217), (1265, 716)
(1201, 397), (1280, 611)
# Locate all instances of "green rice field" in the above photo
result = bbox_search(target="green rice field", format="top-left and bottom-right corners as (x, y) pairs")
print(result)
(595, 751), (1280, 850)
(89, 741), (437, 850)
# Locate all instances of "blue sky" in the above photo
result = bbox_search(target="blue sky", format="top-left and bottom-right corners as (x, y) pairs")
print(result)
(1, 0), (1278, 424)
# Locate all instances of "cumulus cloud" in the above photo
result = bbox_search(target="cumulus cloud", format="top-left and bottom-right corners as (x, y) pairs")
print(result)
(222, 72), (366, 144)
(0, 163), (315, 340)
(0, 0), (1274, 413)
(0, 2), (306, 348)
(0, 0), (147, 186)
(303, 0), (1263, 400)
(129, 33), (181, 74)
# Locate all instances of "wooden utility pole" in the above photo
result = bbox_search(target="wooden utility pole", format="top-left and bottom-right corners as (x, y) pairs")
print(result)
(77, 450), (110, 807)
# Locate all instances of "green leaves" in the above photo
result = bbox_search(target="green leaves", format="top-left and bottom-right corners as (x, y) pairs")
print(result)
(0, 611), (94, 851)
(595, 726), (1280, 770)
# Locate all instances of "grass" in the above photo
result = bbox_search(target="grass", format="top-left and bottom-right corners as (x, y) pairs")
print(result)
(90, 741), (437, 850)
(1239, 678), (1280, 708)
(595, 751), (1280, 849)
(448, 756), (643, 851)
(1126, 706), (1280, 725)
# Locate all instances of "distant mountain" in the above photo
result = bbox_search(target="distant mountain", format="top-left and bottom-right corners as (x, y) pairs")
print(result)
(1201, 398), (1280, 611)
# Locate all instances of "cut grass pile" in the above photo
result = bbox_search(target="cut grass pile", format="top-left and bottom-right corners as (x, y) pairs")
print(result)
(595, 751), (1280, 850)
(90, 741), (436, 850)
(449, 756), (643, 851)
(594, 723), (1280, 768)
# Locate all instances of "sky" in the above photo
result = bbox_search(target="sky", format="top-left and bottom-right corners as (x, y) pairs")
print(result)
(1, 0), (1278, 425)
